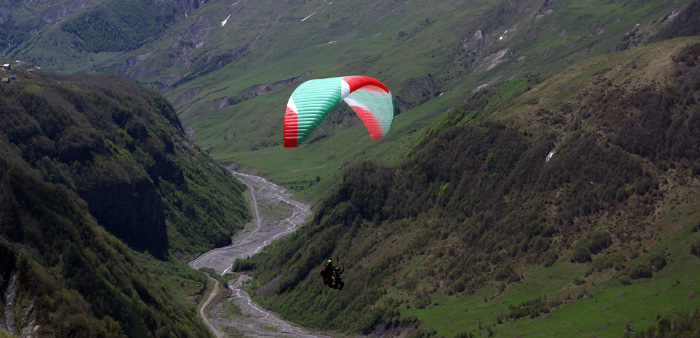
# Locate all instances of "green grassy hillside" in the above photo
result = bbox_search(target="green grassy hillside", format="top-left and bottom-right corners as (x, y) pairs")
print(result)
(6, 0), (695, 201)
(0, 0), (106, 57)
(234, 38), (700, 337)
(158, 0), (694, 201)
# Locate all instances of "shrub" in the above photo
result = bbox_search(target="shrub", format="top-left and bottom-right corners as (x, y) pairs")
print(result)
(629, 264), (652, 279)
(649, 252), (667, 271)
(591, 252), (626, 272)
(571, 246), (592, 263)
(507, 297), (549, 319)
(692, 239), (700, 257)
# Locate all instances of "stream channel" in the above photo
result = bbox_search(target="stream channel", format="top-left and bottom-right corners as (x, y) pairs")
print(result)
(188, 170), (333, 338)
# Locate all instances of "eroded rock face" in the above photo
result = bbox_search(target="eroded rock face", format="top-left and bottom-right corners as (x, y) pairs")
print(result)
(247, 71), (312, 98)
(3, 270), (18, 335)
(169, 16), (213, 63)
(393, 75), (440, 113)
(37, 0), (95, 31)
(222, 71), (312, 107)
(172, 0), (208, 16)
(462, 29), (490, 55)
(159, 74), (182, 91)
(1, 270), (38, 338)
(119, 52), (153, 75)
(174, 88), (203, 105)
(81, 181), (169, 258)
(212, 97), (229, 110)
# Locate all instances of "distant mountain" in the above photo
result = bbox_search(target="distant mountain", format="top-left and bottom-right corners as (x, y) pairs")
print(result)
(0, 70), (249, 336)
(235, 37), (700, 336)
(0, 0), (206, 57)
(5, 0), (697, 200)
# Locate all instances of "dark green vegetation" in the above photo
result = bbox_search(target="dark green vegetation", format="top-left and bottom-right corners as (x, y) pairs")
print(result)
(0, 154), (208, 337)
(1, 0), (203, 72)
(62, 0), (197, 53)
(0, 71), (247, 257)
(235, 39), (700, 337)
(629, 308), (700, 338)
(0, 71), (249, 336)
(0, 0), (110, 57)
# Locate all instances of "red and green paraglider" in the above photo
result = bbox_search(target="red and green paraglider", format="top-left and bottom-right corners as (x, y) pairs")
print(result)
(283, 76), (394, 147)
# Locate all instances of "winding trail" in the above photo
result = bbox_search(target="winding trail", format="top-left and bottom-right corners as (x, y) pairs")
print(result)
(189, 168), (332, 337)
(200, 276), (224, 338)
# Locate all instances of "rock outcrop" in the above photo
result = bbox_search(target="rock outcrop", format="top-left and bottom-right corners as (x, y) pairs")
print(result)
(81, 182), (168, 257)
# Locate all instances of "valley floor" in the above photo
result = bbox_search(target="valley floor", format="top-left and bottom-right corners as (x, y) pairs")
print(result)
(190, 169), (335, 337)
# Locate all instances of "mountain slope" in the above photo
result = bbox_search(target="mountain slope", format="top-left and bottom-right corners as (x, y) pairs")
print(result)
(0, 71), (249, 258)
(235, 37), (700, 337)
(0, 70), (253, 336)
(0, 0), (103, 57)
(0, 115), (209, 337)
(158, 0), (694, 199)
(5, 0), (695, 200)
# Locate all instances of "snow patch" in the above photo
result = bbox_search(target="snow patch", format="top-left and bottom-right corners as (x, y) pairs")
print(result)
(545, 151), (555, 163)
(221, 14), (231, 26)
(301, 12), (316, 22)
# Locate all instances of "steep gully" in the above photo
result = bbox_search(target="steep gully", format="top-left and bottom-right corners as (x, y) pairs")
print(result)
(188, 168), (332, 337)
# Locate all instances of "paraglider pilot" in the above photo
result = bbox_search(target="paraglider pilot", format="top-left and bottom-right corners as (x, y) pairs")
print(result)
(320, 259), (344, 290)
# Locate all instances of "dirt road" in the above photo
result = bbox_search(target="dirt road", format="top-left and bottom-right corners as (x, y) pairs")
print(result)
(200, 276), (224, 338)
(189, 169), (333, 337)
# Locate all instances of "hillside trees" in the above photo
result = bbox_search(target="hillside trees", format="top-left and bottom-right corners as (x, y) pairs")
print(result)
(236, 41), (700, 334)
(654, 0), (700, 41)
(0, 141), (209, 337)
(585, 43), (700, 168)
(0, 71), (252, 336)
(62, 0), (197, 53)
(237, 106), (656, 332)
(0, 72), (248, 257)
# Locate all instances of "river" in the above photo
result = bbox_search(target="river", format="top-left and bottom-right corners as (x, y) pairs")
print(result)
(188, 169), (333, 338)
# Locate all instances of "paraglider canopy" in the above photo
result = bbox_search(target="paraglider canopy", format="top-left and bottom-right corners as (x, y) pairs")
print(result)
(283, 76), (394, 147)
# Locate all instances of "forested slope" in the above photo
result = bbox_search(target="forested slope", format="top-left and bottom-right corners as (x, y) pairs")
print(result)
(0, 71), (248, 258)
(0, 143), (208, 337)
(0, 71), (249, 336)
(236, 38), (700, 337)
